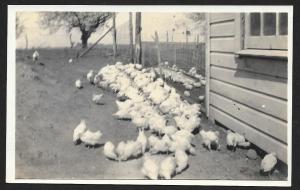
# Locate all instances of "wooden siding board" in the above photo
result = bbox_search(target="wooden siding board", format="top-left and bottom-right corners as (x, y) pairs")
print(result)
(211, 66), (287, 100)
(210, 79), (287, 121)
(210, 53), (287, 78)
(210, 106), (287, 163)
(210, 92), (287, 143)
(210, 21), (235, 37)
(210, 13), (235, 24)
(210, 38), (237, 53)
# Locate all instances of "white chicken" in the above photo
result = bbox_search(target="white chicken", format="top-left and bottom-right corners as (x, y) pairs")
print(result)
(32, 50), (39, 63)
(184, 91), (190, 97)
(148, 114), (167, 135)
(92, 94), (104, 105)
(162, 125), (178, 136)
(103, 141), (117, 160)
(75, 79), (83, 89)
(87, 70), (95, 83)
(73, 119), (87, 144)
(141, 153), (159, 180)
(136, 129), (147, 153)
(116, 140), (142, 161)
(183, 83), (193, 90)
(80, 129), (102, 148)
(193, 82), (202, 88)
(148, 85), (170, 105)
(199, 129), (220, 151)
(159, 156), (176, 179)
(198, 95), (205, 101)
(226, 130), (250, 151)
(148, 135), (170, 154)
(68, 58), (73, 63)
(261, 152), (277, 175)
(159, 88), (182, 114)
(175, 149), (189, 174)
(116, 141), (126, 159)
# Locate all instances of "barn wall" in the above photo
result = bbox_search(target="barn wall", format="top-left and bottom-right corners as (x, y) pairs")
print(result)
(207, 13), (288, 163)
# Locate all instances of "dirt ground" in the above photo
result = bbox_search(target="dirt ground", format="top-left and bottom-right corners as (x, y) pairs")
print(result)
(14, 48), (287, 180)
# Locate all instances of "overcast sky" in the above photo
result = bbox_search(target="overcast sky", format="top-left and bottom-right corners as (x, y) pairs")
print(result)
(16, 12), (204, 49)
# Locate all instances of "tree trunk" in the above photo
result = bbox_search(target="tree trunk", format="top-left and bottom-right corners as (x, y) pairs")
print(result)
(81, 31), (89, 49)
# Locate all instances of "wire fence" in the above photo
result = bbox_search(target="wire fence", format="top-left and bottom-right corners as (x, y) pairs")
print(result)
(78, 13), (206, 76)
(142, 35), (206, 76)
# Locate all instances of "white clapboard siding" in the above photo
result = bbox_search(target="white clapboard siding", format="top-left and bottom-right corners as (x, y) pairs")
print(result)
(207, 13), (288, 163)
(210, 92), (287, 143)
(210, 52), (287, 79)
(210, 79), (287, 121)
(210, 106), (287, 163)
(210, 21), (235, 37)
(211, 66), (287, 100)
(210, 13), (235, 24)
(210, 38), (237, 53)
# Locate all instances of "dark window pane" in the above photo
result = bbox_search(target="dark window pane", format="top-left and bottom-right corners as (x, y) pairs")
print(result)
(279, 13), (288, 35)
(250, 13), (261, 36)
(263, 13), (276, 36)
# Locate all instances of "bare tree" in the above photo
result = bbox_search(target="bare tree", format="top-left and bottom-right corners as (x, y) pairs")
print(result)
(16, 14), (25, 39)
(185, 13), (206, 36)
(39, 12), (113, 49)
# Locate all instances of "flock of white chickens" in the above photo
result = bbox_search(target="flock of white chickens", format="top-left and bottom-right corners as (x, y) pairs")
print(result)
(72, 61), (279, 179)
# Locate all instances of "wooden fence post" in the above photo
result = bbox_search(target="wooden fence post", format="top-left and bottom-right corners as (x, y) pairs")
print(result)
(166, 31), (169, 46)
(135, 12), (142, 64)
(154, 31), (162, 75)
(25, 34), (28, 50)
(112, 13), (117, 59)
(129, 12), (134, 63)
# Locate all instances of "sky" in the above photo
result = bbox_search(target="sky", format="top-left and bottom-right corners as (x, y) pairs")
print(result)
(16, 12), (205, 49)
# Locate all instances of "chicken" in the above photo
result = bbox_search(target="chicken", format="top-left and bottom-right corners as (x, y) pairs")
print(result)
(198, 95), (205, 101)
(75, 79), (83, 89)
(148, 86), (170, 105)
(199, 130), (220, 151)
(92, 94), (104, 105)
(226, 130), (250, 151)
(148, 114), (167, 135)
(162, 125), (178, 136)
(193, 82), (202, 88)
(116, 141), (126, 159)
(159, 88), (182, 114)
(73, 119), (87, 145)
(120, 140), (142, 161)
(68, 58), (73, 63)
(183, 83), (193, 90)
(32, 50), (39, 63)
(175, 149), (188, 174)
(136, 129), (147, 153)
(184, 91), (190, 97)
(103, 141), (117, 160)
(116, 99), (133, 111)
(87, 70), (95, 83)
(159, 156), (176, 179)
(80, 129), (102, 148)
(135, 63), (143, 70)
(174, 113), (201, 133)
(261, 152), (277, 174)
(226, 130), (237, 151)
(148, 135), (170, 154)
(141, 153), (159, 180)
(170, 130), (195, 154)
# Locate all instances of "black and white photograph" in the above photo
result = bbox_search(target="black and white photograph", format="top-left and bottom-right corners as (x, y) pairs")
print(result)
(6, 5), (292, 186)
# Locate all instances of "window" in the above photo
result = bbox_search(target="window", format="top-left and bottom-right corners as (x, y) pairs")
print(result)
(245, 12), (288, 50)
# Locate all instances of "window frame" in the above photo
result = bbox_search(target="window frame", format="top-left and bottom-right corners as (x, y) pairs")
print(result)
(244, 13), (287, 50)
